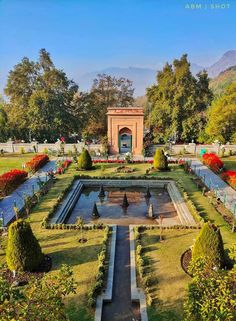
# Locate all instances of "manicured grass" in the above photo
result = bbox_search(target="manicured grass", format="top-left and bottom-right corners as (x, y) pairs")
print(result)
(0, 153), (36, 174)
(222, 156), (236, 171)
(77, 162), (150, 177)
(141, 229), (198, 321)
(148, 165), (236, 247)
(0, 165), (104, 321)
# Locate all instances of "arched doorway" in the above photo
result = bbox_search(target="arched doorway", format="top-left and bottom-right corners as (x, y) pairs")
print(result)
(119, 127), (132, 154)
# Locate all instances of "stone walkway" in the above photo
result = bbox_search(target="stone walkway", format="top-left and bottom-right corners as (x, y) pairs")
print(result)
(190, 159), (236, 215)
(0, 160), (57, 226)
(102, 226), (140, 321)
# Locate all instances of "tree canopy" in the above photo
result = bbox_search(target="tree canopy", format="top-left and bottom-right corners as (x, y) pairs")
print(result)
(147, 54), (213, 143)
(205, 82), (236, 143)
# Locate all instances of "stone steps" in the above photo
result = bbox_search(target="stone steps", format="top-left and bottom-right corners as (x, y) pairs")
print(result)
(167, 181), (196, 225)
(51, 180), (83, 224)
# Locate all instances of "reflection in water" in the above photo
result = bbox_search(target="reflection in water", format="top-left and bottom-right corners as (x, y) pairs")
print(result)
(65, 186), (180, 226)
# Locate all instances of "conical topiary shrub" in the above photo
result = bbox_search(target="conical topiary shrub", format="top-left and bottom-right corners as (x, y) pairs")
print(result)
(78, 148), (92, 170)
(153, 148), (168, 171)
(92, 202), (100, 218)
(6, 219), (43, 272)
(122, 193), (129, 208)
(192, 222), (225, 268)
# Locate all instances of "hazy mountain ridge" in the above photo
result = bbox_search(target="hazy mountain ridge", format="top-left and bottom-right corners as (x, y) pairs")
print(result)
(77, 50), (236, 96)
(210, 65), (236, 96)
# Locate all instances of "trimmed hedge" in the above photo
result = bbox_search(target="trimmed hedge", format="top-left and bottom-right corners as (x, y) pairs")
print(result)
(6, 219), (43, 272)
(87, 226), (109, 307)
(78, 149), (92, 170)
(192, 222), (226, 268)
(153, 148), (168, 170)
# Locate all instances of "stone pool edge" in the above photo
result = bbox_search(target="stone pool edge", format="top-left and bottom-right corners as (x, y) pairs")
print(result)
(95, 224), (117, 321)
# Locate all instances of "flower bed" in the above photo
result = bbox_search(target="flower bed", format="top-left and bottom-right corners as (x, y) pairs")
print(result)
(222, 170), (236, 188)
(202, 153), (224, 172)
(0, 169), (28, 196)
(56, 159), (72, 175)
(26, 154), (49, 173)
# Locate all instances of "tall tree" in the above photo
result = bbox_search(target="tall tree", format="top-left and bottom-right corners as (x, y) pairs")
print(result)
(4, 49), (78, 142)
(0, 95), (8, 142)
(205, 83), (236, 143)
(147, 55), (213, 143)
(82, 74), (134, 138)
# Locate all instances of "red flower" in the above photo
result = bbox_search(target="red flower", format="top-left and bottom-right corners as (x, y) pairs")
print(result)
(0, 169), (28, 196)
(202, 153), (223, 172)
(222, 170), (236, 186)
(26, 154), (49, 173)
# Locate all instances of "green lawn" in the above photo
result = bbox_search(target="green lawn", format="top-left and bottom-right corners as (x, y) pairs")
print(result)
(0, 153), (36, 174)
(222, 156), (236, 171)
(141, 229), (198, 321)
(0, 164), (104, 321)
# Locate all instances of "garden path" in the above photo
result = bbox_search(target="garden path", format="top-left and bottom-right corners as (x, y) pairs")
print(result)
(190, 159), (236, 215)
(102, 226), (140, 321)
(0, 160), (56, 226)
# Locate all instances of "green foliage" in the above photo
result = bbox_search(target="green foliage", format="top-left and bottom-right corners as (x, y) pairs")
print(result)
(153, 148), (168, 170)
(210, 65), (236, 96)
(184, 257), (236, 321)
(205, 83), (236, 143)
(77, 148), (92, 170)
(192, 222), (225, 268)
(6, 219), (43, 272)
(4, 49), (78, 142)
(147, 55), (213, 143)
(87, 226), (109, 307)
(0, 264), (77, 321)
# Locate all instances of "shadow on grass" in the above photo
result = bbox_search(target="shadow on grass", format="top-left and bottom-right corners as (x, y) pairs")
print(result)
(50, 243), (102, 268)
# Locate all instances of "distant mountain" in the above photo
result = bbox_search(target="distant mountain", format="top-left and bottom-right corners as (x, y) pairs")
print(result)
(190, 63), (204, 75)
(207, 50), (236, 78)
(77, 50), (236, 96)
(78, 67), (157, 96)
(210, 65), (236, 96)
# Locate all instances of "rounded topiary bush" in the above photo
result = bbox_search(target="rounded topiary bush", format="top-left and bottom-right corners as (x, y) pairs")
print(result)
(153, 148), (168, 170)
(192, 222), (225, 268)
(6, 219), (43, 272)
(78, 148), (92, 170)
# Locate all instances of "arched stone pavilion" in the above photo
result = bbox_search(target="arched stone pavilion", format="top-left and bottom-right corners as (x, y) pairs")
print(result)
(107, 107), (144, 155)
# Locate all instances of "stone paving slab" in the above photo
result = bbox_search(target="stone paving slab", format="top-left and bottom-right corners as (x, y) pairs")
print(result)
(190, 159), (236, 215)
(0, 160), (56, 226)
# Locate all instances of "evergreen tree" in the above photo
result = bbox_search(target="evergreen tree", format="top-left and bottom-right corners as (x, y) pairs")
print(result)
(77, 148), (92, 170)
(147, 55), (213, 143)
(153, 148), (168, 170)
(192, 222), (225, 269)
(6, 219), (43, 272)
(205, 83), (236, 143)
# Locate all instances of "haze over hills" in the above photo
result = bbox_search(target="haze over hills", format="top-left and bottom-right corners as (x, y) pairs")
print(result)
(210, 65), (236, 96)
(78, 50), (236, 96)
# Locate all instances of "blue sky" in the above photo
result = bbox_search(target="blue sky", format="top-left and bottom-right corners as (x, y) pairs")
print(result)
(0, 0), (235, 92)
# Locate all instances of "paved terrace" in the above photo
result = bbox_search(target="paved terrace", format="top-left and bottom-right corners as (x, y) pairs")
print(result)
(0, 160), (57, 226)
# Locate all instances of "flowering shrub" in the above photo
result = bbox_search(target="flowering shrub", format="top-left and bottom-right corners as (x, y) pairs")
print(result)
(56, 159), (72, 175)
(0, 169), (28, 196)
(26, 154), (49, 173)
(222, 170), (236, 187)
(202, 153), (224, 172)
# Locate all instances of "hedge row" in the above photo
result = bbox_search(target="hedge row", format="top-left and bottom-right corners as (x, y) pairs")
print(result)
(43, 222), (106, 230)
(26, 154), (49, 173)
(0, 169), (28, 197)
(75, 175), (173, 180)
(87, 226), (109, 307)
(134, 227), (153, 306)
(41, 177), (76, 227)
(176, 180), (205, 224)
